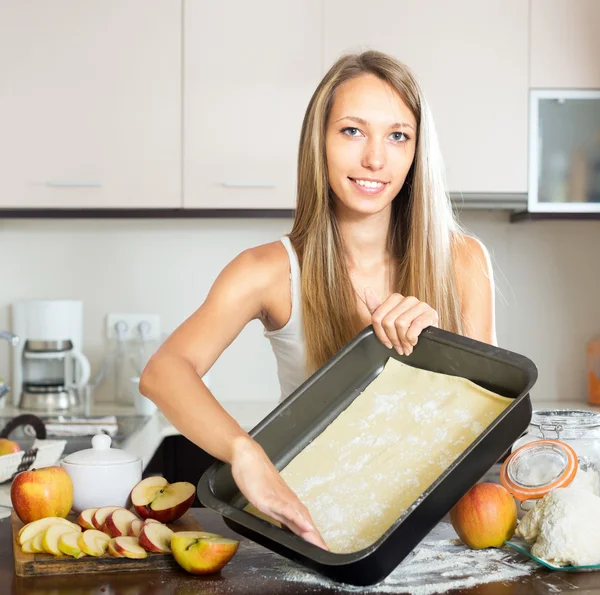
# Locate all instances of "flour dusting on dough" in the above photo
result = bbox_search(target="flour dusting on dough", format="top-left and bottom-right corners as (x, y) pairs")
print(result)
(277, 359), (512, 553)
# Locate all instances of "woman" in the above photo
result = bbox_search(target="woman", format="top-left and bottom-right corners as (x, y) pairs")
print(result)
(139, 50), (495, 550)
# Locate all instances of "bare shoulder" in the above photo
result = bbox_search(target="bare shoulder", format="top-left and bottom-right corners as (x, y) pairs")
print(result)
(451, 233), (496, 344)
(452, 234), (493, 288)
(453, 234), (491, 269)
(229, 240), (289, 287)
(207, 239), (291, 326)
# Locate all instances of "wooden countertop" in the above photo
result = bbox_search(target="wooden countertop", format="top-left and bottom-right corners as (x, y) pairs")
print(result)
(3, 509), (600, 594)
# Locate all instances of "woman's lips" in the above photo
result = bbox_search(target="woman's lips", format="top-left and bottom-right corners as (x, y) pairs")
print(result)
(348, 177), (389, 196)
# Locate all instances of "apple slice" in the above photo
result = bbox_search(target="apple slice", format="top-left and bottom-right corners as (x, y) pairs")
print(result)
(42, 524), (82, 555)
(21, 537), (38, 554)
(138, 521), (174, 553)
(58, 531), (86, 558)
(171, 532), (239, 574)
(103, 509), (139, 538)
(129, 518), (159, 537)
(78, 529), (111, 557)
(92, 506), (125, 530)
(131, 477), (195, 523)
(77, 508), (99, 530)
(113, 536), (148, 559)
(128, 519), (143, 537)
(18, 517), (78, 545)
(107, 538), (123, 557)
(32, 531), (46, 553)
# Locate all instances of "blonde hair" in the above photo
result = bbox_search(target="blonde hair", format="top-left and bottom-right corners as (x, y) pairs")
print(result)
(289, 50), (464, 373)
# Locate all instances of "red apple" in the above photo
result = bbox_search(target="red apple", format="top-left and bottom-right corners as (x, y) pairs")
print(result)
(128, 519), (144, 537)
(76, 508), (99, 530)
(112, 536), (148, 559)
(0, 438), (21, 455)
(103, 508), (139, 538)
(138, 520), (174, 552)
(92, 506), (125, 530)
(10, 466), (74, 524)
(171, 531), (239, 574)
(450, 482), (517, 549)
(130, 477), (195, 523)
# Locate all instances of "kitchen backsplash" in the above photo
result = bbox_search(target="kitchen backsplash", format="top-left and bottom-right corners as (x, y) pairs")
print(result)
(0, 212), (598, 406)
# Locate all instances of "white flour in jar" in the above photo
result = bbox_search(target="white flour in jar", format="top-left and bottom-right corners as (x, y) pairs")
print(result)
(569, 466), (600, 495)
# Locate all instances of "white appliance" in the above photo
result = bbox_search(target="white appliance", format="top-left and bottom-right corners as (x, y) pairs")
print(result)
(11, 300), (91, 411)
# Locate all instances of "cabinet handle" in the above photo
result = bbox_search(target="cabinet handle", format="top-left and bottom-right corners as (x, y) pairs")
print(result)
(221, 182), (276, 189)
(46, 181), (103, 188)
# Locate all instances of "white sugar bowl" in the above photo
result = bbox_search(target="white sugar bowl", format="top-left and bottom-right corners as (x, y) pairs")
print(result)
(61, 434), (142, 512)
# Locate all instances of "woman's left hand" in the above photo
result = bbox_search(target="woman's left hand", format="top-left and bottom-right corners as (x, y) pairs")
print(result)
(364, 287), (439, 356)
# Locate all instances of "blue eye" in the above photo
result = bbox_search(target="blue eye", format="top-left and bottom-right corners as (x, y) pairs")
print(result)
(390, 131), (409, 142)
(341, 127), (362, 137)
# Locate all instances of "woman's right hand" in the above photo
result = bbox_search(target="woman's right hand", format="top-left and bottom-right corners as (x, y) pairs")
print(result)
(230, 436), (329, 550)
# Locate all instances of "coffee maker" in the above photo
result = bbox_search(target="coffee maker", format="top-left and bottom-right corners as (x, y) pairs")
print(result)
(11, 300), (91, 412)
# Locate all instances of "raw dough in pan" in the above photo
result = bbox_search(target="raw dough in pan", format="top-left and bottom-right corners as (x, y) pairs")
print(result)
(248, 358), (512, 553)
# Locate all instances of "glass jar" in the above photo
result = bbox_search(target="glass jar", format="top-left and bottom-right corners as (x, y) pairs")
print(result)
(502, 410), (600, 507)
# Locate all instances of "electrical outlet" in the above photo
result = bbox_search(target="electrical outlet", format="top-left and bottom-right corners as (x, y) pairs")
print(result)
(106, 313), (161, 341)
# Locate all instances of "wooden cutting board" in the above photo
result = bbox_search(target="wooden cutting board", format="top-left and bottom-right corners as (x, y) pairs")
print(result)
(12, 510), (207, 577)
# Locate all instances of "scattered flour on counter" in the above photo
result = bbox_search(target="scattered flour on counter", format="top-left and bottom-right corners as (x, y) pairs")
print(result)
(240, 522), (537, 595)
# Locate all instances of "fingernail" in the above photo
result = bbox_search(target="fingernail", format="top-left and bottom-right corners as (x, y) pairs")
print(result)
(394, 345), (403, 355)
(384, 342), (393, 349)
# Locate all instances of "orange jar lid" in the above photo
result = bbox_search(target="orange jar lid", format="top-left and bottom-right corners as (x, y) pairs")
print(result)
(500, 439), (578, 501)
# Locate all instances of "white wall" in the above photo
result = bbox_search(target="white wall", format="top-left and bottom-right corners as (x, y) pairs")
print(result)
(0, 212), (598, 407)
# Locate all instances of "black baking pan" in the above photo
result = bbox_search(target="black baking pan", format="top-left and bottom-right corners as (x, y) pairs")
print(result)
(197, 325), (537, 586)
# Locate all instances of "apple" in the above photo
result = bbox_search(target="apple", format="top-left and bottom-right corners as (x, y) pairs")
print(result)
(103, 509), (139, 538)
(107, 538), (123, 557)
(58, 531), (86, 558)
(171, 531), (239, 575)
(76, 508), (99, 530)
(11, 466), (74, 524)
(78, 529), (111, 556)
(18, 516), (78, 545)
(92, 506), (125, 530)
(0, 438), (21, 455)
(450, 482), (517, 549)
(42, 523), (81, 556)
(131, 477), (195, 523)
(138, 521), (174, 553)
(20, 537), (38, 554)
(32, 531), (46, 553)
(112, 536), (148, 559)
(128, 519), (144, 537)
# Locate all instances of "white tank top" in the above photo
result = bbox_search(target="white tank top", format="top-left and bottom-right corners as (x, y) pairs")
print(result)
(264, 236), (307, 401)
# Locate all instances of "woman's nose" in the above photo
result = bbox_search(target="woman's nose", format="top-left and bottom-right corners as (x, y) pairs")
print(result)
(361, 138), (386, 170)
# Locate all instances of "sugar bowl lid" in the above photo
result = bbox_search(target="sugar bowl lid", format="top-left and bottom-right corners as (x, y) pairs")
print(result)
(63, 434), (139, 466)
(500, 439), (578, 501)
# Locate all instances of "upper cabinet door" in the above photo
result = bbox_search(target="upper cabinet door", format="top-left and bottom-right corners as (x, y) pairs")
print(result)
(184, 0), (323, 209)
(324, 0), (528, 194)
(530, 0), (600, 89)
(0, 1), (181, 209)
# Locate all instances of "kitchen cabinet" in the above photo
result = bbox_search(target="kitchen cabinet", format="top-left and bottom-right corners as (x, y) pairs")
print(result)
(530, 0), (600, 89)
(183, 0), (322, 209)
(0, 1), (181, 209)
(323, 0), (529, 195)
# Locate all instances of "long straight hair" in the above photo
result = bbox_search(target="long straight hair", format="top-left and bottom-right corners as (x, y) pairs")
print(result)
(289, 51), (464, 374)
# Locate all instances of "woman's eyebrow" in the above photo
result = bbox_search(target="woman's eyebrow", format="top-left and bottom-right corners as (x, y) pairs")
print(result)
(334, 115), (415, 131)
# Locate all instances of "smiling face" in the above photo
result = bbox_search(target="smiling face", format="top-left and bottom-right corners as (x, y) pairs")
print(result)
(325, 73), (417, 218)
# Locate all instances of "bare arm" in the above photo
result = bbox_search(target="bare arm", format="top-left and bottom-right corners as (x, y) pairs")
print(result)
(139, 248), (271, 462)
(454, 234), (497, 346)
(139, 246), (328, 549)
